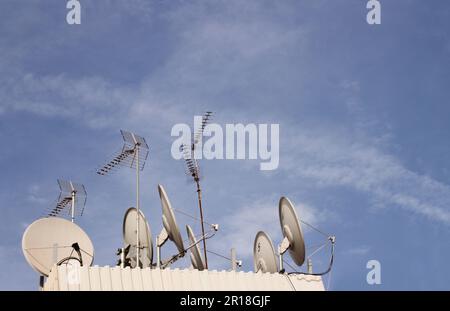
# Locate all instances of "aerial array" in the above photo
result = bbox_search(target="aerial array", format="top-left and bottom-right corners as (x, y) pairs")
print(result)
(21, 112), (335, 289)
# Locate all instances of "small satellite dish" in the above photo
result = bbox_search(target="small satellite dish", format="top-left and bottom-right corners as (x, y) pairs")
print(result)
(186, 225), (205, 271)
(279, 197), (306, 266)
(253, 231), (278, 273)
(123, 207), (153, 266)
(22, 217), (94, 276)
(157, 184), (185, 254)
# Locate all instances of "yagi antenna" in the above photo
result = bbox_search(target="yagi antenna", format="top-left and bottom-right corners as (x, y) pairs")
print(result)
(193, 111), (212, 146)
(47, 179), (87, 223)
(181, 111), (213, 269)
(96, 130), (148, 175)
(97, 130), (149, 268)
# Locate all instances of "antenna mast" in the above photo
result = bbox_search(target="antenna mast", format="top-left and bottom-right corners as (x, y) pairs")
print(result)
(136, 143), (140, 266)
(195, 173), (208, 269)
(97, 130), (149, 268)
(182, 111), (212, 269)
(47, 179), (86, 223)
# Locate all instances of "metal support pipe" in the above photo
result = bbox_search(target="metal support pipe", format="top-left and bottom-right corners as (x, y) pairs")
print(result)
(307, 258), (313, 274)
(39, 275), (45, 291)
(71, 191), (75, 223)
(136, 146), (140, 268)
(231, 248), (237, 271)
(278, 245), (284, 272)
(120, 248), (125, 268)
(156, 243), (160, 268)
(196, 179), (208, 269)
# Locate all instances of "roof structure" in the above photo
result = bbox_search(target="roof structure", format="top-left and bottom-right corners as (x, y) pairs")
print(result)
(43, 265), (324, 291)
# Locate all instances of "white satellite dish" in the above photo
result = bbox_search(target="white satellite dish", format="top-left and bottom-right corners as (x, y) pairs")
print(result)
(123, 207), (153, 267)
(186, 225), (205, 271)
(253, 231), (278, 273)
(278, 196), (306, 269)
(156, 184), (185, 268)
(22, 217), (94, 276)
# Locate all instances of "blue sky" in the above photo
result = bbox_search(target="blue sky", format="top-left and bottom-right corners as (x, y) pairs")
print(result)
(1, 0), (449, 290)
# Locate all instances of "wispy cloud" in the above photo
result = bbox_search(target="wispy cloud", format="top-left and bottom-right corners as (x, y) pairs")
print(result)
(0, 73), (133, 128)
(283, 129), (450, 225)
(2, 0), (449, 230)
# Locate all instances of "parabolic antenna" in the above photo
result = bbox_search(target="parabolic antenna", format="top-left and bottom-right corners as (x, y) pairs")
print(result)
(186, 225), (205, 271)
(22, 217), (94, 276)
(253, 231), (278, 273)
(158, 184), (185, 254)
(123, 207), (153, 265)
(279, 196), (306, 266)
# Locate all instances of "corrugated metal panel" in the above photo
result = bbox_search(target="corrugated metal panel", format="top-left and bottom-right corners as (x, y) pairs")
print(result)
(90, 266), (102, 290)
(44, 265), (324, 291)
(100, 266), (112, 291)
(110, 266), (123, 291)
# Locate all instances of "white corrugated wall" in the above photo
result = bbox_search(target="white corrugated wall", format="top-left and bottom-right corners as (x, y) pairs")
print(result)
(43, 265), (324, 291)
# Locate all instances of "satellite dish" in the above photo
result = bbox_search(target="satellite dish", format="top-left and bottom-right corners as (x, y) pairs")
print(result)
(157, 184), (185, 254)
(186, 225), (205, 271)
(123, 207), (153, 266)
(22, 217), (94, 276)
(279, 197), (306, 266)
(253, 231), (278, 273)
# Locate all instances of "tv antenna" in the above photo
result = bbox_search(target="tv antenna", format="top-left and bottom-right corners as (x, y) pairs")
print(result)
(22, 217), (94, 277)
(47, 179), (87, 223)
(181, 111), (212, 269)
(97, 130), (149, 267)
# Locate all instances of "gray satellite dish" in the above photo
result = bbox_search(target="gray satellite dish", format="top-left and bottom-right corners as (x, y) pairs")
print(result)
(253, 231), (278, 273)
(156, 184), (185, 268)
(22, 217), (94, 276)
(186, 225), (205, 271)
(279, 196), (306, 268)
(123, 207), (153, 267)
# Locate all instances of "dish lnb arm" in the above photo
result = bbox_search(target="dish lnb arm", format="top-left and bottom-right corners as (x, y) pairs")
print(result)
(156, 227), (169, 268)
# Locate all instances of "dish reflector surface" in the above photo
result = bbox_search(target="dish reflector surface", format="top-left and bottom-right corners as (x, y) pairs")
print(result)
(253, 231), (278, 273)
(279, 197), (306, 266)
(186, 225), (205, 270)
(158, 184), (185, 254)
(22, 217), (94, 276)
(123, 207), (153, 264)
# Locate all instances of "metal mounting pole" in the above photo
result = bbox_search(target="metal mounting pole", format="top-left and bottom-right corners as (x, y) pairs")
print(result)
(120, 248), (125, 268)
(307, 258), (313, 274)
(279, 253), (284, 272)
(156, 243), (160, 268)
(136, 145), (140, 268)
(71, 191), (75, 223)
(231, 248), (237, 271)
(39, 275), (45, 291)
(196, 179), (208, 269)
